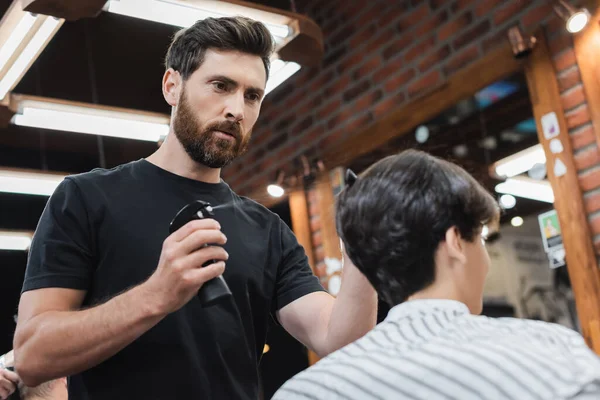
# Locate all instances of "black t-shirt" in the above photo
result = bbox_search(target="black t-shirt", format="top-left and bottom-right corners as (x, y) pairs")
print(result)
(22, 159), (325, 400)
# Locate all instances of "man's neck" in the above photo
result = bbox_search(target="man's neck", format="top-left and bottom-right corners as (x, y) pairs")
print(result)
(146, 135), (221, 184)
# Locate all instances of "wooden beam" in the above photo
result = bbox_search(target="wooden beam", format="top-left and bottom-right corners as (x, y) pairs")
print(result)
(573, 3), (600, 149)
(288, 189), (320, 366)
(321, 42), (524, 170)
(524, 29), (600, 351)
(21, 0), (323, 66)
(289, 189), (315, 272)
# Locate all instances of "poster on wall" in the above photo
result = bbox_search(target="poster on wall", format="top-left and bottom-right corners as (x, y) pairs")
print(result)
(538, 209), (565, 268)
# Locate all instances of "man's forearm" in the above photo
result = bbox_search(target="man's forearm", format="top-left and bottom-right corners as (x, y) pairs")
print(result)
(14, 284), (166, 387)
(323, 260), (377, 355)
(19, 378), (67, 400)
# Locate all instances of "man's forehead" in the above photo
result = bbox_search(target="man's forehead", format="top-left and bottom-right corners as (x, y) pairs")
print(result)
(198, 49), (267, 88)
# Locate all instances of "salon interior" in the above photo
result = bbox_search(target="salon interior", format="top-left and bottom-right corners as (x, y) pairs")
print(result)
(1, 0), (600, 398)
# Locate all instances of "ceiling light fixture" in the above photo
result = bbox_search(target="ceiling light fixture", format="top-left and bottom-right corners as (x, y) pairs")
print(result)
(104, 0), (293, 42)
(0, 0), (64, 101)
(495, 176), (554, 203)
(553, 0), (590, 33)
(491, 144), (546, 178)
(0, 230), (33, 251)
(0, 167), (65, 196)
(10, 95), (170, 142)
(267, 170), (285, 198)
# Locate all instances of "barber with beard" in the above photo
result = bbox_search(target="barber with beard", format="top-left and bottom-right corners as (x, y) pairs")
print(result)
(11, 16), (377, 400)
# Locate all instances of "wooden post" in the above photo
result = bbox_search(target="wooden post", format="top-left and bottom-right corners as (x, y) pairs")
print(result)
(288, 189), (320, 366)
(524, 30), (600, 350)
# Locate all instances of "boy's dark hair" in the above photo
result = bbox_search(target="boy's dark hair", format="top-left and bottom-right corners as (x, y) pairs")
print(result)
(165, 16), (274, 80)
(336, 150), (499, 306)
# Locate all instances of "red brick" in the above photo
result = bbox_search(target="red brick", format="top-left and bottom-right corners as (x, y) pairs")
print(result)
(304, 123), (326, 145)
(405, 35), (436, 62)
(343, 79), (371, 103)
(346, 112), (374, 134)
(384, 69), (417, 93)
(548, 32), (573, 56)
(437, 12), (474, 42)
(378, 3), (410, 29)
(589, 214), (600, 236)
(451, 0), (478, 13)
(585, 191), (600, 215)
(594, 238), (600, 255)
(337, 51), (366, 75)
(396, 2), (430, 32)
(443, 44), (480, 76)
(558, 67), (582, 92)
(373, 57), (406, 85)
(312, 231), (322, 247)
(561, 84), (587, 111)
(493, 1), (529, 26)
(318, 127), (346, 151)
(307, 189), (318, 205)
(309, 69), (336, 94)
(415, 10), (449, 37)
(408, 69), (442, 98)
(453, 20), (491, 50)
(369, 28), (400, 53)
(352, 90), (383, 113)
(553, 49), (577, 72)
(419, 45), (451, 73)
(521, 1), (554, 30)
(317, 99), (342, 120)
(382, 33), (415, 60)
(575, 144), (600, 172)
(566, 105), (591, 130)
(570, 124), (596, 150)
(481, 28), (510, 53)
(310, 216), (322, 234)
(356, 2), (386, 29)
(323, 74), (351, 98)
(327, 109), (354, 130)
(373, 92), (406, 117)
(475, 0), (504, 17)
(353, 55), (383, 80)
(579, 167), (600, 192)
(350, 23), (378, 49)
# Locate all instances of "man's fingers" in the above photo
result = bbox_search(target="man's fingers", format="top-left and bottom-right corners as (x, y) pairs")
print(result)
(169, 218), (221, 242)
(183, 246), (228, 270)
(177, 229), (227, 256)
(185, 261), (226, 286)
(0, 369), (19, 384)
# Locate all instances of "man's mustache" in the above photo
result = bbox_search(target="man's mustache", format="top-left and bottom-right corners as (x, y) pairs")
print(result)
(206, 121), (241, 140)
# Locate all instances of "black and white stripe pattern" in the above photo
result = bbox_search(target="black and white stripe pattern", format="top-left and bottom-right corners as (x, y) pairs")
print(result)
(273, 299), (600, 400)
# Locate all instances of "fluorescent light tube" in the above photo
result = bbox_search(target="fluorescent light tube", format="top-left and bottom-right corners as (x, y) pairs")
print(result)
(493, 144), (546, 178)
(0, 12), (37, 72)
(11, 97), (170, 142)
(105, 0), (291, 39)
(265, 59), (301, 94)
(495, 176), (554, 203)
(0, 168), (65, 196)
(0, 12), (63, 101)
(0, 231), (33, 251)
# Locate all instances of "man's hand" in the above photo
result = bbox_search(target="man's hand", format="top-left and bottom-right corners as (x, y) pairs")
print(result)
(144, 218), (229, 313)
(0, 368), (19, 400)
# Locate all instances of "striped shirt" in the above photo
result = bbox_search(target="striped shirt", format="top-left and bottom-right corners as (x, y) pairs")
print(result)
(273, 299), (600, 400)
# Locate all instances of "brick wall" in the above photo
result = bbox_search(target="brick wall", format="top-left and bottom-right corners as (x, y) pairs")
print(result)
(222, 0), (600, 255)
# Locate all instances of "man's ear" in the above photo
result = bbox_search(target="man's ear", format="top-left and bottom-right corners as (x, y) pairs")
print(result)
(444, 226), (467, 266)
(163, 68), (182, 107)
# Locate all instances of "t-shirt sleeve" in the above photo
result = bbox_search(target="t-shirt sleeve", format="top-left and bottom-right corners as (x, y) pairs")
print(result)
(22, 177), (95, 293)
(272, 218), (326, 313)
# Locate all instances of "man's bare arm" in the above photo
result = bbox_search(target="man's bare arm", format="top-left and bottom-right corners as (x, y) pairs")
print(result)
(14, 219), (228, 387)
(14, 286), (166, 387)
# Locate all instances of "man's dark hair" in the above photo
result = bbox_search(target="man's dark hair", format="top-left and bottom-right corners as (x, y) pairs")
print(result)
(336, 150), (499, 306)
(165, 16), (274, 81)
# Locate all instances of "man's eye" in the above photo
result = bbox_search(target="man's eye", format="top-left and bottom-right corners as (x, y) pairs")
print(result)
(213, 82), (227, 91)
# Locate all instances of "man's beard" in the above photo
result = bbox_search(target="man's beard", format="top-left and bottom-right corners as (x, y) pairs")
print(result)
(172, 89), (251, 168)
